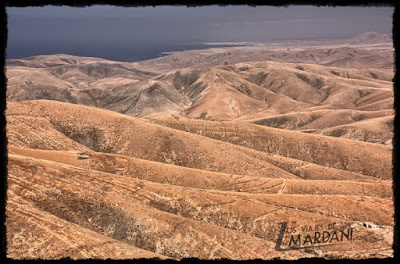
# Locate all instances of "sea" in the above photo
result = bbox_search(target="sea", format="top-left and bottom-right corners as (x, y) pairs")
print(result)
(7, 42), (247, 63)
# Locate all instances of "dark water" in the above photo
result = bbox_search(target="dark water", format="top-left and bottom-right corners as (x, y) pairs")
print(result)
(7, 42), (247, 63)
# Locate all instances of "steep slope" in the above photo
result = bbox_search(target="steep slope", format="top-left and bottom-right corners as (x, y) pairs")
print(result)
(147, 116), (392, 179)
(6, 54), (158, 104)
(7, 100), (391, 179)
(5, 34), (394, 260)
(8, 153), (393, 260)
(7, 56), (393, 143)
(7, 193), (168, 260)
(7, 57), (393, 121)
(6, 100), (298, 179)
(6, 100), (393, 259)
(250, 109), (393, 143)
(9, 145), (390, 194)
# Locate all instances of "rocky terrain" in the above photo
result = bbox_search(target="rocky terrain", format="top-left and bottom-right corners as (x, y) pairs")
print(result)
(6, 100), (394, 260)
(6, 57), (394, 143)
(5, 32), (394, 260)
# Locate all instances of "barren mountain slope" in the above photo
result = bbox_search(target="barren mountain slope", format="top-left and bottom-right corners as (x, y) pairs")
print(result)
(7, 58), (394, 144)
(8, 145), (390, 195)
(249, 109), (393, 143)
(7, 152), (393, 260)
(7, 193), (169, 260)
(6, 100), (393, 259)
(6, 34), (394, 259)
(173, 62), (393, 120)
(348, 32), (392, 45)
(6, 54), (158, 104)
(147, 116), (391, 179)
(135, 46), (393, 73)
(7, 100), (391, 179)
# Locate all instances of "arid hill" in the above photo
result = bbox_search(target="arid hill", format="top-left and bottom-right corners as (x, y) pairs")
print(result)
(7, 56), (393, 143)
(6, 54), (158, 103)
(6, 100), (393, 259)
(6, 33), (394, 260)
(348, 32), (392, 45)
(136, 46), (393, 73)
(249, 109), (393, 144)
(135, 32), (393, 73)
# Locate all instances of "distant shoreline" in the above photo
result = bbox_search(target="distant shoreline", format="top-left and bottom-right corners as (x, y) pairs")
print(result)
(6, 42), (252, 63)
(6, 32), (392, 63)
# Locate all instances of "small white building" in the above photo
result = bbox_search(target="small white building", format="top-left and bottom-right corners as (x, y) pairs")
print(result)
(77, 152), (90, 159)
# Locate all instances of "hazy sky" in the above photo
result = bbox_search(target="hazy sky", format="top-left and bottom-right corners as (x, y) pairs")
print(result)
(6, 5), (393, 61)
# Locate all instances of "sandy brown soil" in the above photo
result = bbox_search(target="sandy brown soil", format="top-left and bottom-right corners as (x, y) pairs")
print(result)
(6, 100), (393, 260)
(7, 52), (393, 144)
(5, 33), (394, 259)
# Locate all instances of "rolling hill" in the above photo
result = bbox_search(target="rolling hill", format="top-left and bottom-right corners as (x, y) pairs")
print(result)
(5, 33), (394, 260)
(6, 100), (393, 259)
(7, 56), (393, 143)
